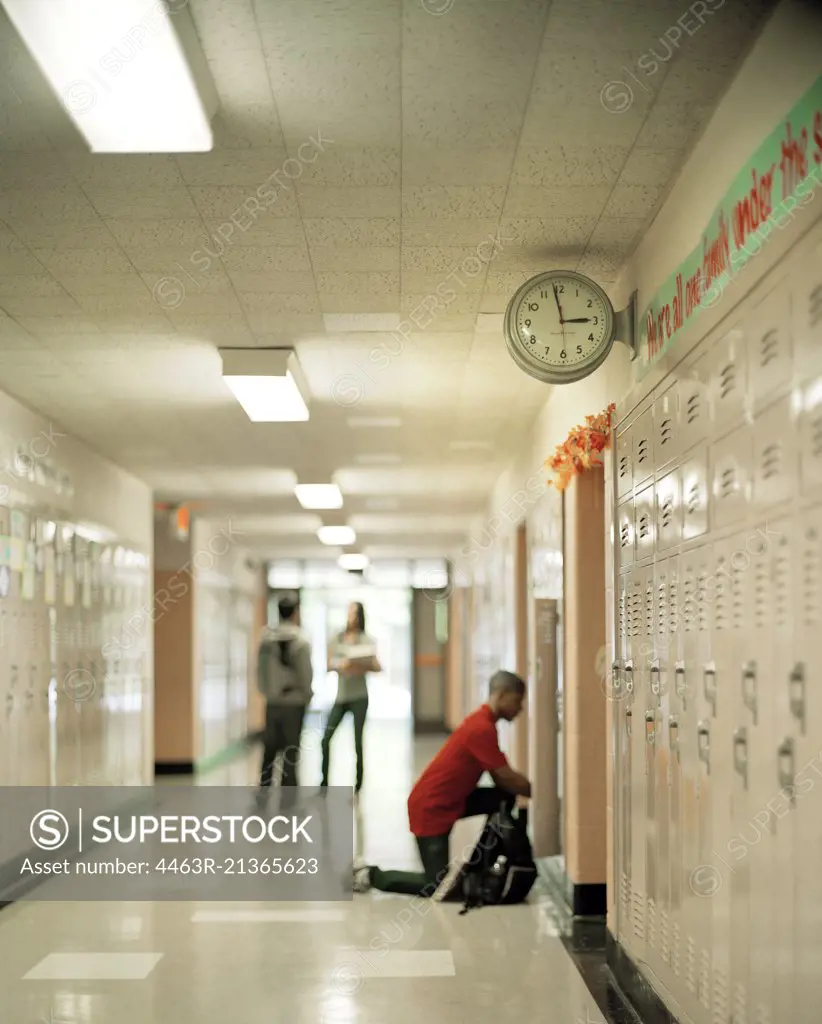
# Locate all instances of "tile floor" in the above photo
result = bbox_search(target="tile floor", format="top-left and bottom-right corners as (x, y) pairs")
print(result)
(0, 718), (612, 1024)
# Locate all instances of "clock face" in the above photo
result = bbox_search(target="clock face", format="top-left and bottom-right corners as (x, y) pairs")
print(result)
(504, 271), (616, 384)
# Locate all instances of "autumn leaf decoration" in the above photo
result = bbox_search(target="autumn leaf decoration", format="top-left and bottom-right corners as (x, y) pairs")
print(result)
(545, 402), (616, 492)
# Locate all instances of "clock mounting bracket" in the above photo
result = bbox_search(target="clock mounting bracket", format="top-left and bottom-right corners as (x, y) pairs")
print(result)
(613, 290), (638, 361)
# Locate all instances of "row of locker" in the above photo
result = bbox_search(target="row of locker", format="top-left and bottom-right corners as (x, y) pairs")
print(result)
(0, 505), (152, 786)
(612, 510), (821, 1024)
(617, 386), (822, 565)
(615, 252), (822, 503)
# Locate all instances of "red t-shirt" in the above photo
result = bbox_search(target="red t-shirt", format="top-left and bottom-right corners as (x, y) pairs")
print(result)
(407, 704), (508, 837)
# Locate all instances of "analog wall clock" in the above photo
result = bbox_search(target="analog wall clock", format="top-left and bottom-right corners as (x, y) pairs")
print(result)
(504, 270), (635, 384)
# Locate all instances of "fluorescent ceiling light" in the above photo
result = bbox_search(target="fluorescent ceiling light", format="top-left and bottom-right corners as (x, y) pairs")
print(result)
(295, 484), (343, 510)
(220, 349), (310, 423)
(318, 526), (356, 546)
(348, 417), (402, 428)
(3, 0), (217, 153)
(338, 553), (369, 571)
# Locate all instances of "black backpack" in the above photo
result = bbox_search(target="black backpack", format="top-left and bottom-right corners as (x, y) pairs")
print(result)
(450, 803), (538, 914)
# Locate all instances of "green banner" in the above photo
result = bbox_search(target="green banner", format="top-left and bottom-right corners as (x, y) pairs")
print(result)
(639, 73), (822, 376)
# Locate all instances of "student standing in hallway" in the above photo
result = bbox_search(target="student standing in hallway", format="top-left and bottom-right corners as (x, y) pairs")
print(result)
(256, 594), (313, 808)
(321, 601), (381, 798)
(352, 670), (531, 896)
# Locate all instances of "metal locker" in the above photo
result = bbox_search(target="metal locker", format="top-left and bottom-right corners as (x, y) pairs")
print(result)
(679, 351), (711, 456)
(616, 570), (634, 946)
(752, 394), (798, 512)
(797, 371), (822, 498)
(710, 424), (753, 532)
(633, 406), (655, 490)
(791, 229), (822, 376)
(617, 422), (634, 501)
(618, 498), (635, 570)
(681, 445), (709, 541)
(654, 383), (681, 471)
(629, 565), (648, 961)
(708, 323), (747, 432)
(792, 509), (822, 1024)
(746, 278), (792, 408)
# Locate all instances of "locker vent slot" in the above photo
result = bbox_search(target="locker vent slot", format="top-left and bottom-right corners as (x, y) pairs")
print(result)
(668, 582), (678, 633)
(809, 283), (822, 328)
(638, 514), (650, 540)
(761, 442), (782, 479)
(632, 894), (645, 940)
(686, 937), (697, 993)
(810, 412), (822, 457)
(732, 562), (744, 629)
(683, 574), (696, 631)
(645, 581), (653, 629)
(618, 593), (627, 639)
(630, 587), (642, 637)
(685, 391), (701, 425)
(713, 968), (729, 1024)
(774, 543), (790, 627)
(620, 521), (631, 549)
(637, 438), (649, 465)
(659, 417), (673, 447)
(657, 581), (667, 634)
(802, 527), (820, 627)
(754, 561), (769, 628)
(671, 923), (681, 977)
(719, 362), (737, 399)
(759, 328), (779, 366)
(733, 983), (748, 1024)
(697, 573), (709, 631)
(715, 558), (730, 630)
(719, 465), (737, 499)
(686, 480), (701, 516)
(619, 454), (630, 479)
(660, 496), (674, 528)
(646, 897), (656, 950)
(699, 949), (711, 1007)
(660, 909), (670, 963)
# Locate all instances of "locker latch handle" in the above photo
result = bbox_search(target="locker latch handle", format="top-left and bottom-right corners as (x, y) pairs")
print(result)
(669, 716), (680, 760)
(624, 662), (634, 695)
(703, 665), (717, 716)
(625, 708), (632, 736)
(733, 727), (748, 790)
(645, 708), (655, 744)
(789, 663), (806, 735)
(650, 662), (662, 697)
(742, 662), (758, 724)
(697, 720), (710, 773)
(777, 738), (795, 805)
(674, 663), (687, 707)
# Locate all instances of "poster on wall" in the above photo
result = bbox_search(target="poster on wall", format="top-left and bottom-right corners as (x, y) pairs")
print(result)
(640, 72), (822, 375)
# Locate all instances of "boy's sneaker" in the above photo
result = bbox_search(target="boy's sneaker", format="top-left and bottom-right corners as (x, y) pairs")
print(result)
(352, 859), (371, 893)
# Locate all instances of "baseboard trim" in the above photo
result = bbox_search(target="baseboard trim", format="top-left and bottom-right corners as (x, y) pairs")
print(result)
(606, 931), (681, 1024)
(155, 731), (259, 778)
(154, 761), (195, 775)
(537, 855), (606, 918)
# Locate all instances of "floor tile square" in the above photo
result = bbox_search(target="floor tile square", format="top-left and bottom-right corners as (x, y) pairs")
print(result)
(24, 953), (164, 981)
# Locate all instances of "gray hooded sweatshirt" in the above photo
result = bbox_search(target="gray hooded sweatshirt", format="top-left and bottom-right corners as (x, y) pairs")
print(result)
(257, 623), (313, 706)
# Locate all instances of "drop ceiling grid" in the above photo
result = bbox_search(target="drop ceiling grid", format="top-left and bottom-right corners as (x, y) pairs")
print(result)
(0, 0), (778, 555)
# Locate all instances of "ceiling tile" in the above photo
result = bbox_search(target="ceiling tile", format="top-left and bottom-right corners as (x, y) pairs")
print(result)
(296, 186), (400, 219)
(303, 218), (400, 247)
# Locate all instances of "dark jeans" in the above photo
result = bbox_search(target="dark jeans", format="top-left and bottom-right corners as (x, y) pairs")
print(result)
(369, 786), (515, 898)
(321, 696), (369, 791)
(259, 703), (306, 808)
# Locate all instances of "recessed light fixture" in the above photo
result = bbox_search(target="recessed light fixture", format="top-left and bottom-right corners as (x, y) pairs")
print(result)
(4, 0), (217, 153)
(338, 553), (369, 570)
(318, 526), (356, 546)
(220, 348), (309, 422)
(295, 483), (343, 509)
(355, 454), (402, 465)
(347, 417), (402, 428)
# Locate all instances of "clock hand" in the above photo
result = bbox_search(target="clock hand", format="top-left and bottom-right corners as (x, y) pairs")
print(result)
(563, 317), (591, 323)
(552, 284), (564, 323)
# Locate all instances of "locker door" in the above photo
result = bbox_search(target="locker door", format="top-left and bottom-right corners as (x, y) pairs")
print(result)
(644, 559), (663, 981)
(708, 323), (747, 432)
(629, 566), (647, 960)
(618, 498), (635, 570)
(679, 352), (711, 457)
(655, 383), (681, 472)
(793, 510), (822, 1024)
(656, 467), (682, 553)
(635, 484), (655, 563)
(791, 228), (822, 376)
(682, 445), (709, 541)
(746, 278), (792, 408)
(752, 395), (797, 514)
(616, 571), (633, 946)
(768, 520), (794, 1024)
(710, 425), (753, 532)
(797, 371), (822, 499)
(617, 422), (634, 501)
(633, 406), (655, 491)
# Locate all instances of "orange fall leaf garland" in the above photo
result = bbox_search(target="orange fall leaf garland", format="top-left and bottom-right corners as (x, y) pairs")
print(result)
(545, 402), (616, 492)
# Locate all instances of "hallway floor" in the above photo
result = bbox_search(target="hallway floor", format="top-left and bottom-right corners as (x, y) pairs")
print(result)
(0, 722), (616, 1024)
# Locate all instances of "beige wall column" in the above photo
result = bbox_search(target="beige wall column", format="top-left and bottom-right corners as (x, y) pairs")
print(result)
(563, 467), (607, 911)
(512, 523), (529, 773)
(445, 587), (464, 731)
